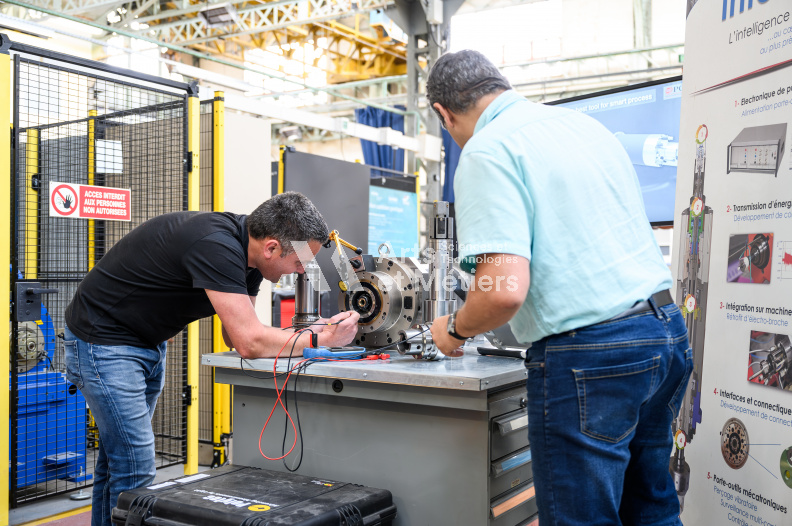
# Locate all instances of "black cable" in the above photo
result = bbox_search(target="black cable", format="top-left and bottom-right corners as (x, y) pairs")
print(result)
(242, 325), (427, 379)
(240, 357), (291, 380)
(249, 325), (430, 467)
(280, 321), (342, 331)
(284, 359), (307, 472)
(364, 326), (431, 354)
(282, 328), (320, 471)
(282, 328), (313, 470)
(426, 23), (444, 51)
(239, 327), (316, 380)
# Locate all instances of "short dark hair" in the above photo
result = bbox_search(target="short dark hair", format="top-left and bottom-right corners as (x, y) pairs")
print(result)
(426, 50), (511, 127)
(247, 192), (329, 256)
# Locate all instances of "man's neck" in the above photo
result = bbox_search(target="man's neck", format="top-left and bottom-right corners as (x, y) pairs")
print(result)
(456, 90), (506, 148)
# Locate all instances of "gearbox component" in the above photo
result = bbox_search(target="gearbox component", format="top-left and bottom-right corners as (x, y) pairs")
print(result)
(738, 233), (771, 272)
(339, 256), (427, 348)
(721, 418), (749, 469)
(781, 446), (792, 489)
(339, 200), (462, 360)
(396, 325), (440, 360)
(17, 321), (47, 373)
(748, 334), (791, 385)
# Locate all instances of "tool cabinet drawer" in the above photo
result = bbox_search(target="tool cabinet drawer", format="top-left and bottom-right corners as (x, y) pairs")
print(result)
(491, 407), (529, 460)
(490, 481), (537, 526)
(490, 447), (533, 498)
(488, 386), (527, 419)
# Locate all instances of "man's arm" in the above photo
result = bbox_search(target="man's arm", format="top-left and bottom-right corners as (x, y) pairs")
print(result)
(430, 254), (530, 356)
(207, 289), (359, 359)
(220, 295), (255, 349)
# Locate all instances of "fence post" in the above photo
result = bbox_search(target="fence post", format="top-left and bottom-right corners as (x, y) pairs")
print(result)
(185, 89), (200, 475)
(1, 34), (13, 526)
(87, 109), (96, 269)
(210, 92), (231, 467)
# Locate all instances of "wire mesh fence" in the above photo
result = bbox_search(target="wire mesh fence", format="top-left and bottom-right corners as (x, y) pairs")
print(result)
(199, 100), (214, 449)
(11, 55), (189, 504)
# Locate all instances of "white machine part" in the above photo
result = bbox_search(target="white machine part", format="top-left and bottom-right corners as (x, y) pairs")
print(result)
(292, 259), (322, 327)
(614, 132), (679, 168)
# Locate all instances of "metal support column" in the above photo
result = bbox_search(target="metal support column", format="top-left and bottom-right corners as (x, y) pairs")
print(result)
(1, 33), (13, 526)
(211, 91), (230, 467)
(185, 92), (200, 475)
(389, 0), (463, 242)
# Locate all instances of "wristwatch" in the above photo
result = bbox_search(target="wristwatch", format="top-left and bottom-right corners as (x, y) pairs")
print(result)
(447, 311), (471, 340)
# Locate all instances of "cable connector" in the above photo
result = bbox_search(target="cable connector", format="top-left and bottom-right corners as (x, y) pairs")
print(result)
(363, 353), (390, 361)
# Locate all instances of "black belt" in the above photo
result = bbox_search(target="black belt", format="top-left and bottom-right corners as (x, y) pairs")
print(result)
(608, 289), (674, 321)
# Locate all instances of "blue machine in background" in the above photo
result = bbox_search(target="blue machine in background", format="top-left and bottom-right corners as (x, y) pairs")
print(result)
(15, 292), (92, 487)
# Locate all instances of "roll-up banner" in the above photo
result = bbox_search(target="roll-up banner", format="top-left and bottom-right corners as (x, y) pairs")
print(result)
(673, 1), (792, 524)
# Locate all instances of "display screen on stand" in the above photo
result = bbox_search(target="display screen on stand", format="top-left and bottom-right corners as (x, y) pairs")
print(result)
(549, 76), (683, 226)
(368, 178), (419, 257)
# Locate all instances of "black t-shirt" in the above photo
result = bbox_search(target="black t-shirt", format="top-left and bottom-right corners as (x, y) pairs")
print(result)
(65, 211), (264, 349)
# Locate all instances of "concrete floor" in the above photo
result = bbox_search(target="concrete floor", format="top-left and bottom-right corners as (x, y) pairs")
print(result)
(10, 464), (211, 526)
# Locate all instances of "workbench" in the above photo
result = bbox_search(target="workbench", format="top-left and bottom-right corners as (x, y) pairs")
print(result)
(202, 348), (538, 526)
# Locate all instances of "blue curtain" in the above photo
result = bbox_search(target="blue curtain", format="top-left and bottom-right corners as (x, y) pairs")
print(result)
(442, 129), (462, 203)
(354, 106), (405, 172)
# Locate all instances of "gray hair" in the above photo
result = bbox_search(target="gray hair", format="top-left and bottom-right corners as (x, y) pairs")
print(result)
(426, 50), (511, 127)
(247, 192), (329, 256)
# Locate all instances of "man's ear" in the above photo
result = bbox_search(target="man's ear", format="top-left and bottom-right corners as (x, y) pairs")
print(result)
(433, 102), (454, 129)
(262, 239), (280, 259)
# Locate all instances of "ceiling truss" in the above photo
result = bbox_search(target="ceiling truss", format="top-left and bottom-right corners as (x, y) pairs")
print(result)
(9, 0), (408, 82)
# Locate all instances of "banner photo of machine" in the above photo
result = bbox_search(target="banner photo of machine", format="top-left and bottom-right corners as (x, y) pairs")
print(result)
(549, 76), (682, 225)
(672, 1), (792, 524)
(727, 233), (774, 283)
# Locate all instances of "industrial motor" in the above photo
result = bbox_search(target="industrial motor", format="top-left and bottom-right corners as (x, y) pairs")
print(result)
(339, 255), (429, 348)
(338, 202), (461, 360)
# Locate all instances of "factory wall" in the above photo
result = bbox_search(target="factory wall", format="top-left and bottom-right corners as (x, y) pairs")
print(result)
(224, 111), (272, 324)
(277, 137), (365, 164)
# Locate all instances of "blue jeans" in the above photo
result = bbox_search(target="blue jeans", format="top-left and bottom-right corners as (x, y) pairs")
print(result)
(525, 301), (692, 526)
(63, 327), (167, 526)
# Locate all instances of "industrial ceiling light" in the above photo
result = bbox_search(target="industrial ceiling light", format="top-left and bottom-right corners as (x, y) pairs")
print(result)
(279, 126), (303, 141)
(199, 3), (239, 29)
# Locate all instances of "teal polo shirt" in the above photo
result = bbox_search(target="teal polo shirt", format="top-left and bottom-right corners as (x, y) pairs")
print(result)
(454, 90), (672, 343)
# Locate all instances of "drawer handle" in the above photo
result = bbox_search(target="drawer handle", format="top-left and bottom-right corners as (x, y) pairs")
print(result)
(494, 409), (528, 436)
(491, 483), (535, 518)
(491, 449), (532, 478)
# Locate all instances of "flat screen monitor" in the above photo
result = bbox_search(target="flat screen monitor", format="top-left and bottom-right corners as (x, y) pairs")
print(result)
(368, 176), (419, 257)
(548, 76), (682, 226)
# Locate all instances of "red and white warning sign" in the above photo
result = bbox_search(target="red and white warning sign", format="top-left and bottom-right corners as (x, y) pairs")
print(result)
(49, 182), (131, 221)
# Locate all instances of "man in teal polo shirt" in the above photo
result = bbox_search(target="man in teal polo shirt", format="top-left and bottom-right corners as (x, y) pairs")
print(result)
(427, 50), (691, 525)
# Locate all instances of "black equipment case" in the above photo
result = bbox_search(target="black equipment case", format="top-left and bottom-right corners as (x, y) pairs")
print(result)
(111, 465), (397, 526)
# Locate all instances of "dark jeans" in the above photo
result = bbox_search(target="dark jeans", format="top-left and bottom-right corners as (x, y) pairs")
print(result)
(525, 301), (692, 525)
(63, 327), (167, 526)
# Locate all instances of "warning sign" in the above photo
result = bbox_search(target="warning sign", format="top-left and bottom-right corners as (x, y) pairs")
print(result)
(50, 183), (79, 216)
(49, 182), (131, 221)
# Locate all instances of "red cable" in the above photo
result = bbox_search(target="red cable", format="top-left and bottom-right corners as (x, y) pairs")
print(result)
(257, 333), (386, 461)
(257, 330), (307, 460)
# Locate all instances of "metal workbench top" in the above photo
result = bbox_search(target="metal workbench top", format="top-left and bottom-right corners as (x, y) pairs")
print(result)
(201, 347), (528, 391)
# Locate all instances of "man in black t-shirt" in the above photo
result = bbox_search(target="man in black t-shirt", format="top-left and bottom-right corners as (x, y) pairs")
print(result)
(63, 192), (359, 526)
